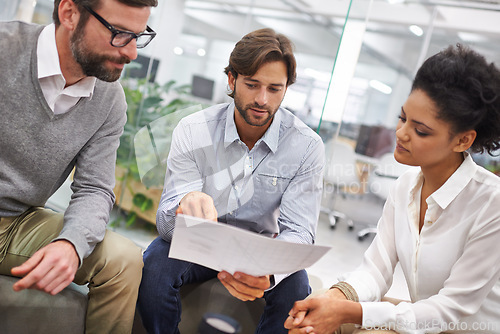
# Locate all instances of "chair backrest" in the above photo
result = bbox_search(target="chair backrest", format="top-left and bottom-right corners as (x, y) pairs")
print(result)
(376, 152), (410, 179)
(368, 152), (416, 200)
(323, 139), (359, 188)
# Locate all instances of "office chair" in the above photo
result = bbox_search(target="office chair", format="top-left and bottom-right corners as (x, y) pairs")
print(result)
(320, 139), (359, 230)
(358, 152), (414, 241)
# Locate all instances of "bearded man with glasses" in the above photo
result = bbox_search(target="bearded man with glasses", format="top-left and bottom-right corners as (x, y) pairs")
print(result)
(0, 0), (157, 333)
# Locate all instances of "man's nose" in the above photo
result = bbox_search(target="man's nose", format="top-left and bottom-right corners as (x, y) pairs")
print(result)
(255, 88), (268, 107)
(119, 39), (138, 61)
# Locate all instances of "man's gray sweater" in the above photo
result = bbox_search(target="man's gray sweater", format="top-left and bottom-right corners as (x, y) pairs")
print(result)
(0, 21), (127, 262)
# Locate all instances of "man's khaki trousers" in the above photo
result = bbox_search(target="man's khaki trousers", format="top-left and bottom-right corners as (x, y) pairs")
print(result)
(0, 207), (143, 334)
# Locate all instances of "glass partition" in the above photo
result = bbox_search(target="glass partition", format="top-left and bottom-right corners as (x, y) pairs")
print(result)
(115, 0), (353, 226)
(4, 0), (352, 226)
(328, 0), (500, 201)
(317, 0), (500, 242)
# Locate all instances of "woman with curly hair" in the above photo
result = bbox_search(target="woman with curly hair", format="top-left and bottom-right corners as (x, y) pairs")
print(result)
(286, 44), (500, 334)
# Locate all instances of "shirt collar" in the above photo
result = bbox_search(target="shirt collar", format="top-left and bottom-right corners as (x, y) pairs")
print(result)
(408, 169), (424, 205)
(407, 153), (477, 210)
(37, 24), (60, 80)
(224, 102), (281, 153)
(224, 103), (240, 147)
(429, 152), (477, 209)
(261, 108), (281, 153)
(37, 24), (96, 98)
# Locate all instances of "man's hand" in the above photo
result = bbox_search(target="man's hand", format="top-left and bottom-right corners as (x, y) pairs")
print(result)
(218, 271), (271, 301)
(176, 191), (218, 222)
(11, 240), (79, 295)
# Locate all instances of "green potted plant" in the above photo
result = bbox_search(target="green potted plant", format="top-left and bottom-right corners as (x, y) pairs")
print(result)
(113, 78), (205, 227)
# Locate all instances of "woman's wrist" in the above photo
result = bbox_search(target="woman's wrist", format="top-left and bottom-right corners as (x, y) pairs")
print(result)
(326, 287), (348, 300)
(326, 282), (363, 326)
(337, 299), (363, 325)
(330, 281), (359, 302)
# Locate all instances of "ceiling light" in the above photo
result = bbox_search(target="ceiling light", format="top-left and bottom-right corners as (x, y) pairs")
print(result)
(458, 32), (488, 43)
(304, 68), (331, 82)
(197, 48), (206, 57)
(173, 47), (184, 55)
(369, 80), (392, 94)
(409, 25), (423, 37)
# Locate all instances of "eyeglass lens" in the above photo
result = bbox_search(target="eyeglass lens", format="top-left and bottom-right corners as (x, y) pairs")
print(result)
(112, 32), (153, 48)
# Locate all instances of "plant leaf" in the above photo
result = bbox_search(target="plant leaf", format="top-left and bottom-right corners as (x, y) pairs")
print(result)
(133, 193), (147, 207)
(126, 211), (137, 227)
(141, 198), (154, 212)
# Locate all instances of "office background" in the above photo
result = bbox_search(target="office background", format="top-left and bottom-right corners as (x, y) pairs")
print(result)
(2, 0), (500, 293)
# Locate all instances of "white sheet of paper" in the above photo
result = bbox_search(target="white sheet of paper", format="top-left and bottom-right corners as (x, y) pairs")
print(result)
(169, 214), (331, 276)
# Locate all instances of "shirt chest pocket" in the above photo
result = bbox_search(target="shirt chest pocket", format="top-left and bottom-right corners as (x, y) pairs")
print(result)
(253, 173), (292, 210)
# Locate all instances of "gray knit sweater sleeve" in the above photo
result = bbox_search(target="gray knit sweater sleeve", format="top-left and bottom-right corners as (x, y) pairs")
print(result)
(57, 85), (127, 262)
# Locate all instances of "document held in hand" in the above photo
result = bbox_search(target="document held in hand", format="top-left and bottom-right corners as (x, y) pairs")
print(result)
(169, 214), (331, 276)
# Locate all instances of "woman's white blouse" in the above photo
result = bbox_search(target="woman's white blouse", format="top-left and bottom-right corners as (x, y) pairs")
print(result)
(341, 153), (500, 333)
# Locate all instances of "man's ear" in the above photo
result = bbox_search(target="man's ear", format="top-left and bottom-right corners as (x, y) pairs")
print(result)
(58, 0), (81, 31)
(453, 129), (477, 153)
(227, 71), (236, 92)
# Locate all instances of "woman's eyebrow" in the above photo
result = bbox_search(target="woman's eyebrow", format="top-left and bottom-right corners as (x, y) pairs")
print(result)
(402, 106), (434, 131)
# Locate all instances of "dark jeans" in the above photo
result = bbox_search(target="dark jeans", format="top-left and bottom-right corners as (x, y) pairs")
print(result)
(137, 236), (311, 334)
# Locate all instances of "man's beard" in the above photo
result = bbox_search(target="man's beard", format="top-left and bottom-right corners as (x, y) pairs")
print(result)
(70, 21), (130, 82)
(233, 86), (277, 127)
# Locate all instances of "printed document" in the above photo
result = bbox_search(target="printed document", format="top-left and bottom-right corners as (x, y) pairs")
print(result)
(169, 214), (331, 276)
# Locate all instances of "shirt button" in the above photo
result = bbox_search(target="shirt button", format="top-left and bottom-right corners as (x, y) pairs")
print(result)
(234, 185), (239, 190)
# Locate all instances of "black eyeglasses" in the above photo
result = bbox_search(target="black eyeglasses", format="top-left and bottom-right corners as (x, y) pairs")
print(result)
(83, 5), (156, 48)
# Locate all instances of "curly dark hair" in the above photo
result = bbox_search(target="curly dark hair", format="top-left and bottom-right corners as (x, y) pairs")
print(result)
(411, 44), (500, 155)
(224, 28), (296, 98)
(53, 0), (158, 26)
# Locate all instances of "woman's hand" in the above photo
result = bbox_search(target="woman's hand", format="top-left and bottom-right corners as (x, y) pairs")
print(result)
(285, 288), (362, 334)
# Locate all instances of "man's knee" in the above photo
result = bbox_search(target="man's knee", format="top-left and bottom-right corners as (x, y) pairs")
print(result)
(77, 230), (143, 286)
(141, 237), (190, 289)
(102, 230), (143, 275)
(283, 270), (310, 295)
(265, 270), (310, 306)
(143, 237), (170, 263)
